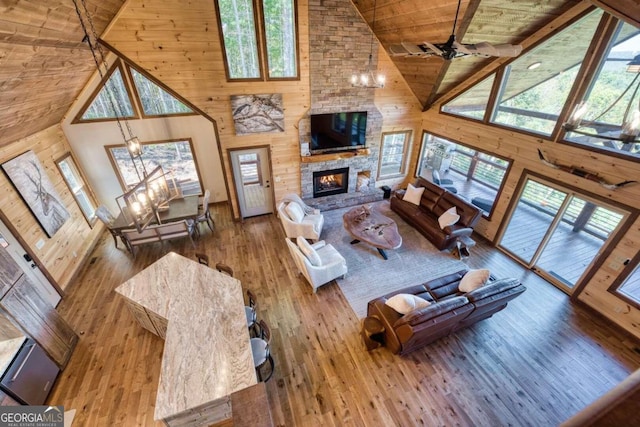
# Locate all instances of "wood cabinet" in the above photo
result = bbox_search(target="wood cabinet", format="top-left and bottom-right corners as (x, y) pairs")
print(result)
(0, 275), (78, 369)
(123, 299), (167, 339)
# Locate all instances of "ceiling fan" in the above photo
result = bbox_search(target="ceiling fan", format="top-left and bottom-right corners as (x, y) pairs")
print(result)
(389, 0), (522, 60)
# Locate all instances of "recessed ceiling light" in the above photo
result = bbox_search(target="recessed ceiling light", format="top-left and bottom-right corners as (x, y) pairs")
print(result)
(528, 62), (541, 70)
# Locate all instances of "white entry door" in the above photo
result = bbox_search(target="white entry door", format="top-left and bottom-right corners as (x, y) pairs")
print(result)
(230, 147), (274, 218)
(0, 220), (61, 307)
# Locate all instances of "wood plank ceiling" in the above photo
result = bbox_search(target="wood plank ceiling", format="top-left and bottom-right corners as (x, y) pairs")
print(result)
(0, 0), (630, 149)
(0, 0), (124, 148)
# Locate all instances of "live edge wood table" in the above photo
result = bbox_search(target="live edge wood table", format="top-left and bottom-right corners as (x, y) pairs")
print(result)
(115, 252), (272, 427)
(343, 205), (402, 260)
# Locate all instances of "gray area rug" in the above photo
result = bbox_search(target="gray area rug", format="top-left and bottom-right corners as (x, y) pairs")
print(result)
(321, 200), (469, 318)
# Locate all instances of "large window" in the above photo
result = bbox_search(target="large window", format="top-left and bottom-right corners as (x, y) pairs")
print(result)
(129, 67), (193, 117)
(378, 131), (411, 179)
(55, 153), (97, 226)
(106, 139), (203, 196)
(564, 21), (640, 156)
(74, 62), (137, 123)
(74, 60), (194, 123)
(612, 257), (640, 308)
(216, 0), (298, 80)
(441, 74), (496, 121)
(417, 133), (511, 217)
(490, 10), (603, 135)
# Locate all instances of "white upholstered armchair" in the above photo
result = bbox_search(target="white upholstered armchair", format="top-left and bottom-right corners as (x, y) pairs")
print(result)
(286, 237), (347, 293)
(277, 194), (324, 241)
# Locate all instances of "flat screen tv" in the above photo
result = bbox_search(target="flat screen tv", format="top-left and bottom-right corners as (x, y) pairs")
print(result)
(310, 111), (367, 154)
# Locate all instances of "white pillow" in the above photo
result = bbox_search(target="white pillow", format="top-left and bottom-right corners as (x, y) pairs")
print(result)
(459, 269), (491, 293)
(402, 183), (425, 206)
(296, 236), (322, 266)
(285, 202), (305, 223)
(385, 293), (431, 315)
(438, 206), (460, 229)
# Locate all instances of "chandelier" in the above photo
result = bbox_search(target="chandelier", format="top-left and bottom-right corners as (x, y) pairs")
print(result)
(562, 54), (640, 144)
(351, 0), (385, 89)
(73, 0), (178, 232)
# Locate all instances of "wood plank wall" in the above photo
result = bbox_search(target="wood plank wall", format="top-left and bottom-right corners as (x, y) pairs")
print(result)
(420, 109), (640, 339)
(0, 125), (104, 291)
(103, 0), (423, 219)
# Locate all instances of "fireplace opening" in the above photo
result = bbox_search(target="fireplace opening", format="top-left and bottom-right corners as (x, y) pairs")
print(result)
(313, 167), (349, 198)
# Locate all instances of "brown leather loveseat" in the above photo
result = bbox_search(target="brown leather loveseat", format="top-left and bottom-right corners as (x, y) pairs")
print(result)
(365, 270), (526, 355)
(390, 177), (482, 251)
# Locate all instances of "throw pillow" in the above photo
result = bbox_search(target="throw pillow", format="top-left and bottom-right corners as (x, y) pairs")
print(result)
(385, 293), (431, 315)
(296, 236), (322, 266)
(402, 183), (425, 206)
(458, 269), (491, 293)
(438, 206), (460, 229)
(285, 202), (305, 223)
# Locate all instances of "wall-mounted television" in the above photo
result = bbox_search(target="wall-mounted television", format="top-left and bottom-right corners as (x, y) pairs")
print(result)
(310, 111), (367, 154)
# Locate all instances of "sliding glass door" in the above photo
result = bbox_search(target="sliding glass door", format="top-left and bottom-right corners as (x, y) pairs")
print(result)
(499, 177), (626, 294)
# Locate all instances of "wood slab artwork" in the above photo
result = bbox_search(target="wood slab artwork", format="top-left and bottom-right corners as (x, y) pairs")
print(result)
(343, 205), (402, 259)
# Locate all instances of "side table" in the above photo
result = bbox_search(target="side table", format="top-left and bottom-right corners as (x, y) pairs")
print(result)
(453, 235), (476, 259)
(361, 316), (385, 351)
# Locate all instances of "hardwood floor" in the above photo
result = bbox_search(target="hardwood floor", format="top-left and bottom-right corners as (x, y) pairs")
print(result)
(47, 202), (640, 426)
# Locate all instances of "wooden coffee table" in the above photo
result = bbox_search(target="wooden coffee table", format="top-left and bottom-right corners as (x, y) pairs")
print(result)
(343, 205), (402, 260)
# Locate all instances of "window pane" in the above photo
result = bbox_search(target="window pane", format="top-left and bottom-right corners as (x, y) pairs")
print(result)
(618, 262), (640, 305)
(565, 22), (640, 157)
(418, 133), (511, 216)
(378, 132), (409, 178)
(442, 74), (495, 120)
(81, 68), (135, 120)
(218, 0), (261, 79)
(109, 140), (203, 196)
(56, 156), (97, 224)
(130, 68), (193, 116)
(491, 10), (603, 135)
(263, 0), (297, 78)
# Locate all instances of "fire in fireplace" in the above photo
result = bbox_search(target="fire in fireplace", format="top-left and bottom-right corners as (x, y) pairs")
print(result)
(313, 167), (349, 198)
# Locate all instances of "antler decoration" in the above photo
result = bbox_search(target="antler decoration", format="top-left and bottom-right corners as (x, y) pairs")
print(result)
(537, 149), (636, 190)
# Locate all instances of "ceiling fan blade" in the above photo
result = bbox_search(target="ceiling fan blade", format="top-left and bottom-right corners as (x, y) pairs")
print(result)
(389, 42), (437, 58)
(460, 41), (523, 57)
(422, 42), (444, 57)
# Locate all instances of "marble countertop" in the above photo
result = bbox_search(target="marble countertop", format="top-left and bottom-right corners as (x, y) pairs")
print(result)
(115, 252), (257, 422)
(0, 336), (26, 374)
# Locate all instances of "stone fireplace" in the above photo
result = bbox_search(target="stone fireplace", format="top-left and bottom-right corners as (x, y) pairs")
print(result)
(297, 0), (385, 210)
(313, 167), (349, 198)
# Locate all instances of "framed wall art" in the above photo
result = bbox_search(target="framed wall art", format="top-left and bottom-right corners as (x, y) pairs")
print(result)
(231, 94), (284, 135)
(2, 150), (70, 238)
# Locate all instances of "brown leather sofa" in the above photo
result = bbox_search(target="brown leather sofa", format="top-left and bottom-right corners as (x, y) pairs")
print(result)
(365, 269), (526, 355)
(390, 177), (482, 251)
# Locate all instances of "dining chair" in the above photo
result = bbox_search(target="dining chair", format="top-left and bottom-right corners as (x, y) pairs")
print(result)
(215, 262), (234, 276)
(195, 189), (214, 233)
(95, 205), (121, 248)
(251, 319), (274, 382)
(195, 253), (209, 265)
(246, 289), (258, 337)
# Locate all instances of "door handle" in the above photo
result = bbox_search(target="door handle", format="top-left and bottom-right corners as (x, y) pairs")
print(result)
(10, 344), (35, 382)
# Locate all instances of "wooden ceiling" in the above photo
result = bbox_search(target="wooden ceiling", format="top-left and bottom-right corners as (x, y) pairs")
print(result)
(0, 0), (636, 149)
(0, 0), (124, 148)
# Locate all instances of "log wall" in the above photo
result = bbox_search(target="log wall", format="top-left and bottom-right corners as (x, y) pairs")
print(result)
(0, 125), (104, 291)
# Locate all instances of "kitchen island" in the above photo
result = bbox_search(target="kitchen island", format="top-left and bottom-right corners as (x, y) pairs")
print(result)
(115, 252), (258, 426)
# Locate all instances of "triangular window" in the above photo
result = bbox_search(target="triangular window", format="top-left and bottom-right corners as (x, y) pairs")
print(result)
(442, 74), (496, 121)
(74, 62), (137, 123)
(129, 67), (194, 116)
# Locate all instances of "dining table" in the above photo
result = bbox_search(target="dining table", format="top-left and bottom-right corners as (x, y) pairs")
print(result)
(111, 195), (200, 232)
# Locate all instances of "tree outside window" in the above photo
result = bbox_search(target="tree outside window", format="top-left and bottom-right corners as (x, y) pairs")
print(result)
(107, 139), (203, 197)
(216, 0), (299, 80)
(56, 153), (97, 226)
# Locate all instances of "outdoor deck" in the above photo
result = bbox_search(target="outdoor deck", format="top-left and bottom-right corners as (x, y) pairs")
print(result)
(436, 169), (640, 300)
